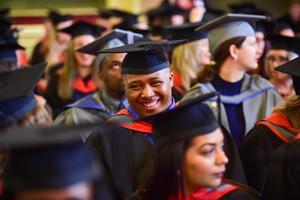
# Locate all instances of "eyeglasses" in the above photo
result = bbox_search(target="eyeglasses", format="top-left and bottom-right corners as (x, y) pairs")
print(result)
(266, 55), (289, 63)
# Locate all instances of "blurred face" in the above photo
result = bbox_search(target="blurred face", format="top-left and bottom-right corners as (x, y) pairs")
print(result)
(280, 28), (295, 37)
(99, 53), (126, 99)
(196, 38), (211, 65)
(266, 49), (290, 81)
(255, 31), (265, 59)
(15, 182), (93, 200)
(289, 3), (300, 22)
(236, 36), (258, 71)
(183, 128), (228, 193)
(56, 20), (73, 45)
(123, 68), (173, 117)
(176, 0), (193, 10)
(73, 35), (96, 68)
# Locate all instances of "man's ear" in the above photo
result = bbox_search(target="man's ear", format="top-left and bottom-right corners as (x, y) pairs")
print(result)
(229, 44), (238, 61)
(98, 71), (104, 80)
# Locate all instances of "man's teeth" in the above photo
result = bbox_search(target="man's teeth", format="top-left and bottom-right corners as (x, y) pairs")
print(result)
(143, 100), (158, 108)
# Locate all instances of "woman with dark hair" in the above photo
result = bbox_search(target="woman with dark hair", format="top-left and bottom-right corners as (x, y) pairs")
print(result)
(128, 95), (261, 200)
(182, 14), (282, 148)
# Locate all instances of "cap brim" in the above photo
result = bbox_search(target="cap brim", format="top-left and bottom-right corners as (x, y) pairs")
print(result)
(143, 92), (218, 121)
(275, 57), (300, 77)
(195, 13), (266, 32)
(0, 122), (116, 148)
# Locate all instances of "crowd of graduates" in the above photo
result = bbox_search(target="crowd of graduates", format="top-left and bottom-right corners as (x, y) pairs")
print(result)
(2, 0), (300, 199)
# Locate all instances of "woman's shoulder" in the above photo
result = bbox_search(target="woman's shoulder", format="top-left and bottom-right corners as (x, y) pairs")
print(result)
(249, 74), (276, 90)
(181, 82), (212, 102)
(223, 179), (262, 200)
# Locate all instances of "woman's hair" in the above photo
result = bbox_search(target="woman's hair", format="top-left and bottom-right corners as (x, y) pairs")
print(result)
(273, 95), (300, 129)
(0, 60), (18, 73)
(192, 37), (246, 85)
(17, 103), (53, 126)
(142, 137), (194, 200)
(58, 41), (99, 100)
(171, 40), (207, 90)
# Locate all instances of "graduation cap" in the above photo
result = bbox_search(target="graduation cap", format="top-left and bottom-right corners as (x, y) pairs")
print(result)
(196, 13), (266, 54)
(266, 35), (300, 53)
(0, 8), (10, 19)
(163, 21), (208, 42)
(76, 29), (143, 55)
(0, 28), (25, 62)
(229, 3), (270, 16)
(0, 122), (114, 192)
(0, 63), (46, 129)
(59, 20), (105, 38)
(98, 39), (186, 74)
(272, 21), (293, 35)
(275, 57), (300, 95)
(150, 92), (219, 148)
(146, 4), (189, 25)
(98, 9), (114, 19)
(47, 10), (72, 27)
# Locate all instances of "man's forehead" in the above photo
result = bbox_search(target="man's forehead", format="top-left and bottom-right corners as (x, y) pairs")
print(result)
(125, 68), (170, 83)
(268, 49), (289, 55)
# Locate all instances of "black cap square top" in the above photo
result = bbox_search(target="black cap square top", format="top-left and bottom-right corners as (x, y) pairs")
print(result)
(98, 39), (186, 74)
(195, 13), (266, 54)
(59, 20), (105, 38)
(76, 29), (143, 55)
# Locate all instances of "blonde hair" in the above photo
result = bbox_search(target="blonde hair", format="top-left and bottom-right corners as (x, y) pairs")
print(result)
(171, 40), (205, 90)
(273, 95), (300, 129)
(58, 41), (99, 100)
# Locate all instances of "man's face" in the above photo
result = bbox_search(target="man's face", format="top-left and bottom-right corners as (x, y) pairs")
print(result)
(99, 53), (126, 99)
(123, 68), (173, 117)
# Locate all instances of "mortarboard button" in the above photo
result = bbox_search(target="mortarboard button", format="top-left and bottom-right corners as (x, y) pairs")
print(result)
(196, 13), (266, 54)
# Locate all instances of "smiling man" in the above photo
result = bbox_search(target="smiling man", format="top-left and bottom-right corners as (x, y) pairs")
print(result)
(86, 40), (178, 199)
(103, 40), (177, 135)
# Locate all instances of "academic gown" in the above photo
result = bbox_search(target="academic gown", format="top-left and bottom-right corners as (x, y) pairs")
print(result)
(182, 74), (282, 140)
(45, 72), (98, 117)
(240, 113), (299, 192)
(86, 115), (154, 200)
(87, 104), (247, 200)
(55, 90), (128, 140)
(262, 140), (300, 200)
(126, 179), (261, 200)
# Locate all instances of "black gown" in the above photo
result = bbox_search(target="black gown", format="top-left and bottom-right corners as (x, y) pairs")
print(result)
(263, 140), (300, 200)
(86, 124), (154, 200)
(240, 124), (284, 192)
